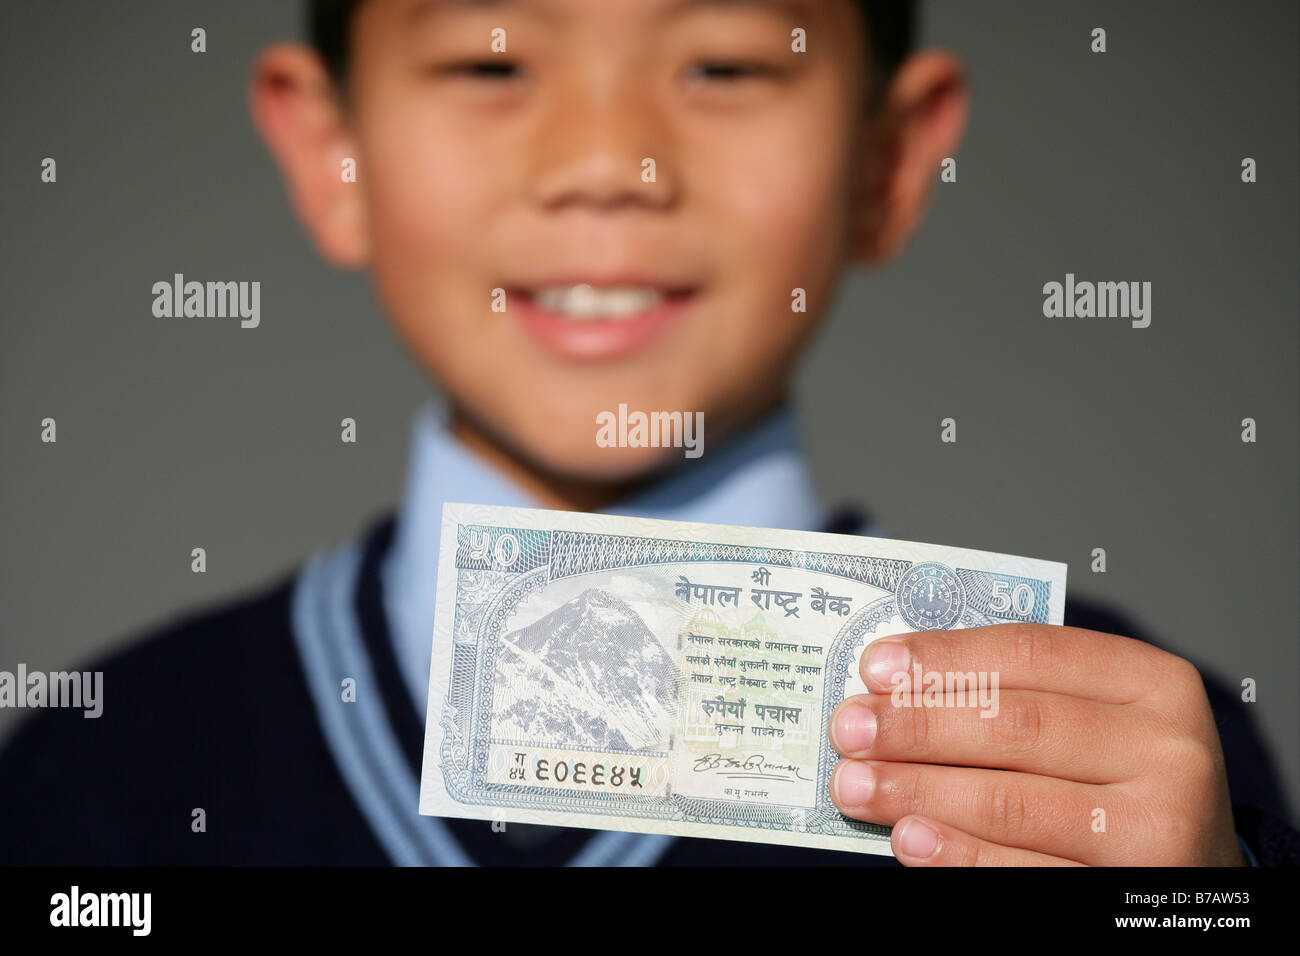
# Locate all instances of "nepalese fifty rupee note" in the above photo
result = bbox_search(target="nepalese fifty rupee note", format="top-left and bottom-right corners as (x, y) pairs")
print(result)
(418, 503), (1067, 856)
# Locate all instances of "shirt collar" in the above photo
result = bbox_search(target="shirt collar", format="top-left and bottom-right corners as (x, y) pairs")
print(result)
(381, 397), (826, 712)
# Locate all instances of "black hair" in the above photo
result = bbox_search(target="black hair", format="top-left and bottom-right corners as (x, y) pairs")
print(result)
(307, 0), (916, 108)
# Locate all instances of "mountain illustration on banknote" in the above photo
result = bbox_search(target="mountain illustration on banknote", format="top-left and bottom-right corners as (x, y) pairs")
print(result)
(492, 587), (681, 752)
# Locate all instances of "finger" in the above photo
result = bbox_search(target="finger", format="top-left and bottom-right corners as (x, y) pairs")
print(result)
(859, 622), (1177, 703)
(828, 689), (1160, 783)
(889, 814), (1085, 867)
(830, 758), (1127, 864)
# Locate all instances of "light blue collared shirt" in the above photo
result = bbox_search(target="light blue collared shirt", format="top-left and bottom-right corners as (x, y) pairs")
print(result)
(381, 397), (844, 719)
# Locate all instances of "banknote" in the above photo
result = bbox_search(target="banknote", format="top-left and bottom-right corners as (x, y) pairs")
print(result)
(419, 503), (1067, 856)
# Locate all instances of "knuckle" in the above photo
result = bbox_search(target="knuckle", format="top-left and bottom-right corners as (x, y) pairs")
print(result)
(1163, 654), (1205, 694)
(889, 699), (933, 756)
(954, 835), (983, 867)
(983, 778), (1030, 839)
(1139, 798), (1203, 861)
(918, 631), (957, 677)
(1012, 624), (1054, 674)
(1166, 735), (1221, 786)
(896, 764), (933, 815)
(909, 703), (936, 754)
(990, 695), (1045, 754)
(1148, 691), (1221, 765)
(902, 634), (934, 675)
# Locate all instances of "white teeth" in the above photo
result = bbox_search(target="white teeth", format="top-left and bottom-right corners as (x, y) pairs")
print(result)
(531, 284), (664, 321)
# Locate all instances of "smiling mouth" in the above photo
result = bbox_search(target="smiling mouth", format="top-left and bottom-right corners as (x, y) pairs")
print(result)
(508, 282), (701, 360)
(517, 283), (697, 322)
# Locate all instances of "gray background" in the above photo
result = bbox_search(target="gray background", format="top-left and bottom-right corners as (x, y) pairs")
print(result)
(2, 1), (1296, 817)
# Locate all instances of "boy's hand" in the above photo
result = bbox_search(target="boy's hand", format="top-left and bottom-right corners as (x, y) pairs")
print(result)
(827, 624), (1247, 865)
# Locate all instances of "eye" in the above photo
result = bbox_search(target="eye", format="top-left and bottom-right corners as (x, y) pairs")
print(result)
(688, 60), (779, 82)
(437, 60), (524, 80)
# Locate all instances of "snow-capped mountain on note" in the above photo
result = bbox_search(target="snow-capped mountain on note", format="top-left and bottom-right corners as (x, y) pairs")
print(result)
(492, 588), (680, 751)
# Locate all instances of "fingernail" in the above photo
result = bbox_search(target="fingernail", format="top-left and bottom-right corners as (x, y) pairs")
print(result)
(833, 761), (874, 808)
(897, 819), (939, 859)
(867, 641), (910, 687)
(831, 702), (877, 753)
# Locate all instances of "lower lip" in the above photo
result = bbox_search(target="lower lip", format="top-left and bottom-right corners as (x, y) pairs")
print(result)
(511, 289), (697, 361)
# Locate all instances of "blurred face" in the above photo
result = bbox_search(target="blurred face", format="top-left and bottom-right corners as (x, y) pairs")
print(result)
(345, 0), (871, 480)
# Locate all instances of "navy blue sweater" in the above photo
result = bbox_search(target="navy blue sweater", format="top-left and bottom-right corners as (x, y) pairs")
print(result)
(1, 511), (1295, 866)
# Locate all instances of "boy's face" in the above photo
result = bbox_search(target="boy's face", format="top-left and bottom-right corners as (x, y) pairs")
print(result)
(256, 0), (965, 485)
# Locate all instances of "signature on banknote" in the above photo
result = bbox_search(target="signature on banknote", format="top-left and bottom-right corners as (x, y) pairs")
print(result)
(692, 752), (815, 782)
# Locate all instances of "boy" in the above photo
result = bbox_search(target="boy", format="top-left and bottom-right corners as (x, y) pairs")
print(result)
(1, 0), (1295, 866)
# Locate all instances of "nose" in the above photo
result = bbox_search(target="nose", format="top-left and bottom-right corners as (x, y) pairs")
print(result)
(528, 70), (679, 214)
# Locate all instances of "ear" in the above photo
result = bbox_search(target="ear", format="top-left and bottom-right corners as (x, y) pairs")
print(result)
(849, 50), (969, 264)
(249, 43), (370, 267)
